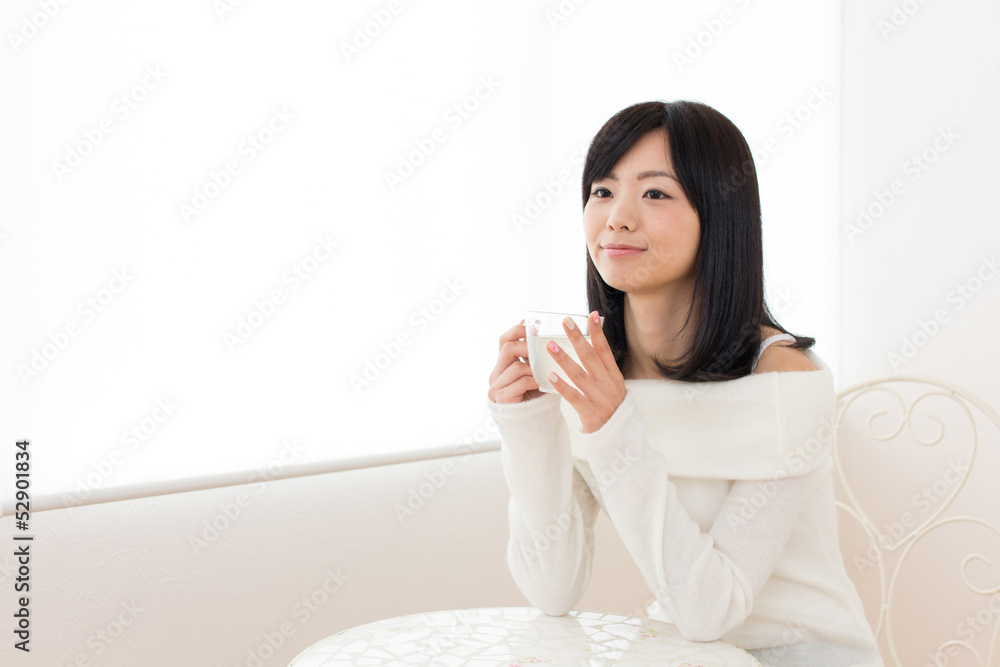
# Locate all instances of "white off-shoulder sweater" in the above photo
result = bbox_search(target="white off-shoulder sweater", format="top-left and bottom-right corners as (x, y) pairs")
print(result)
(486, 346), (883, 665)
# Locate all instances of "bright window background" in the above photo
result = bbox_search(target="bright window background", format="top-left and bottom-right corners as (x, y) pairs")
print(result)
(1, 0), (840, 498)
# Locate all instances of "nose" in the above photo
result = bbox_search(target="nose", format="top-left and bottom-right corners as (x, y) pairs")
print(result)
(606, 198), (636, 231)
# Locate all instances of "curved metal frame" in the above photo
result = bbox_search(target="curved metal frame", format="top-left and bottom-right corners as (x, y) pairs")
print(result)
(834, 374), (1000, 667)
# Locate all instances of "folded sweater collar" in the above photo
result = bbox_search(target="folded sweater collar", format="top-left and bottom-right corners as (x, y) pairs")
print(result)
(558, 349), (837, 480)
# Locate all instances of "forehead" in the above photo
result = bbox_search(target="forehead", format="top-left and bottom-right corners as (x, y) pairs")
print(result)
(611, 130), (671, 170)
(597, 130), (675, 180)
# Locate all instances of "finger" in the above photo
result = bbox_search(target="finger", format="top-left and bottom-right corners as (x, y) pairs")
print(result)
(491, 338), (529, 382)
(498, 321), (527, 353)
(510, 373), (540, 397)
(545, 362), (582, 404)
(510, 364), (540, 397)
(585, 311), (617, 373)
(490, 357), (536, 400)
(491, 373), (538, 404)
(546, 337), (589, 392)
(560, 315), (603, 376)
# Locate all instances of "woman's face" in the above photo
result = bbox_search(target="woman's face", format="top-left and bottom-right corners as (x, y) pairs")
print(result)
(584, 129), (701, 296)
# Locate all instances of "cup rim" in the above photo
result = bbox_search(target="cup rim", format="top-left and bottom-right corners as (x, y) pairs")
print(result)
(524, 310), (604, 322)
(524, 310), (604, 337)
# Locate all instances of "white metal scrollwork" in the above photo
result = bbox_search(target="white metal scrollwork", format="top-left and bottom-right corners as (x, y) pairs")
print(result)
(834, 375), (1000, 667)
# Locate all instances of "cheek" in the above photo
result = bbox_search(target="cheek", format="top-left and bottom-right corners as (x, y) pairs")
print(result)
(688, 219), (701, 253)
(680, 230), (700, 262)
(672, 212), (700, 251)
(650, 215), (699, 261)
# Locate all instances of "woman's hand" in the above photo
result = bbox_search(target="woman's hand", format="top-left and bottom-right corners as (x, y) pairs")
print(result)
(545, 311), (626, 433)
(487, 319), (544, 404)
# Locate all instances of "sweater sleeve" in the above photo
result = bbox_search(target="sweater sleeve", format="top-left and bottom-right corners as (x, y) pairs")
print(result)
(487, 393), (602, 616)
(577, 388), (829, 642)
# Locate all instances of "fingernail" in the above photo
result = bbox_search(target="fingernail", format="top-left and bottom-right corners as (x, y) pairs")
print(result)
(564, 317), (575, 331)
(548, 372), (559, 383)
(592, 311), (600, 324)
(548, 340), (559, 353)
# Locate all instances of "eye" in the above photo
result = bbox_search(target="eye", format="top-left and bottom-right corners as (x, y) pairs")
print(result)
(645, 189), (669, 199)
(591, 187), (612, 198)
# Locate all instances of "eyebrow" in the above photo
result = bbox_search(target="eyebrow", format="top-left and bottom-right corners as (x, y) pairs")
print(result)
(600, 170), (678, 182)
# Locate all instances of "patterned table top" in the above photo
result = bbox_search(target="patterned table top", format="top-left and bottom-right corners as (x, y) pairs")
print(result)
(288, 607), (762, 666)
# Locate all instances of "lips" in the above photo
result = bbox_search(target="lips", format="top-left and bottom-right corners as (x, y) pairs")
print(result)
(602, 243), (646, 258)
(603, 244), (645, 250)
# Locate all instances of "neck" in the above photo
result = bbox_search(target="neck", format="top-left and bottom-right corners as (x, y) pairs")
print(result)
(622, 278), (699, 380)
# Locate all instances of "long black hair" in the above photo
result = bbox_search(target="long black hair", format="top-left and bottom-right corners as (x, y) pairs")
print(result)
(583, 100), (814, 382)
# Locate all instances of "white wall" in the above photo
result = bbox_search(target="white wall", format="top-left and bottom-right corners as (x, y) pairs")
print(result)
(840, 0), (1000, 402)
(5, 1), (999, 664)
(1, 0), (843, 499)
(838, 0), (1000, 662)
(0, 449), (650, 666)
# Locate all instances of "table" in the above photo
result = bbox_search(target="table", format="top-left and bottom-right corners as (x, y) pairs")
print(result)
(288, 606), (762, 666)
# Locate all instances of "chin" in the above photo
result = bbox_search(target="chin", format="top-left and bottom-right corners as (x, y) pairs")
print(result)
(597, 272), (633, 293)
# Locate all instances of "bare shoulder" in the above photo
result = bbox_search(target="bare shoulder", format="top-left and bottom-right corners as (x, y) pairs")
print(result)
(753, 325), (819, 374)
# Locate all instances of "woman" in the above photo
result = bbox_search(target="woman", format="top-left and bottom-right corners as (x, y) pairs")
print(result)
(486, 101), (883, 666)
